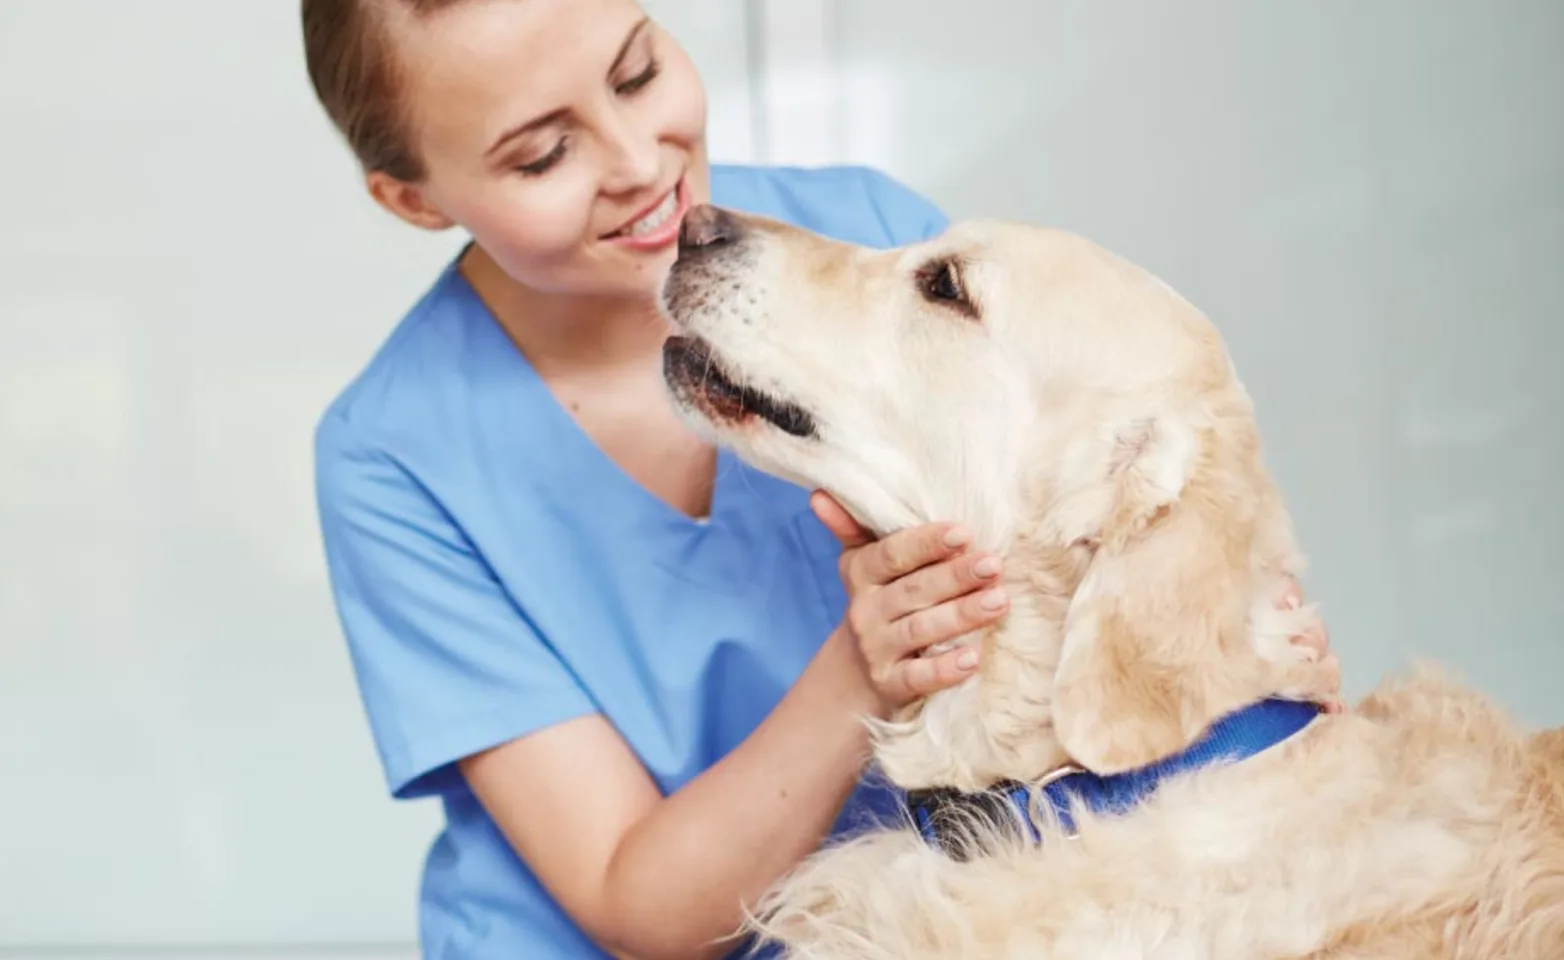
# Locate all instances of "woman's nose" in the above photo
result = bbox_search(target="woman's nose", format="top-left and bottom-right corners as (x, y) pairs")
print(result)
(600, 116), (661, 194)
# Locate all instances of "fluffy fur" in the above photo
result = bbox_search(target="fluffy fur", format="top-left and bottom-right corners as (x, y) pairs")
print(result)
(658, 207), (1564, 958)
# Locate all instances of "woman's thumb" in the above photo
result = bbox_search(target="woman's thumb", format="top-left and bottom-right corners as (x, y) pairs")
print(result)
(809, 490), (874, 548)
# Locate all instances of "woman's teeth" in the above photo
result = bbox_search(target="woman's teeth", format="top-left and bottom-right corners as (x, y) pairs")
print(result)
(617, 190), (678, 238)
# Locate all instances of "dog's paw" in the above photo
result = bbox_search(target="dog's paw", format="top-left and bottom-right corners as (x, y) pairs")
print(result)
(1250, 600), (1321, 660)
(1273, 650), (1344, 711)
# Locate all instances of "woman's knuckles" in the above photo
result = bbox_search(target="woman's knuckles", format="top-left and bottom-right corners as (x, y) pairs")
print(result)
(895, 568), (933, 604)
(892, 608), (932, 654)
(880, 531), (929, 580)
(846, 603), (877, 644)
(837, 551), (858, 587)
(901, 657), (936, 694)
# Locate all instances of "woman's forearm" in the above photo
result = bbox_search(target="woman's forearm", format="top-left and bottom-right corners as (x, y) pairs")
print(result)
(600, 628), (883, 960)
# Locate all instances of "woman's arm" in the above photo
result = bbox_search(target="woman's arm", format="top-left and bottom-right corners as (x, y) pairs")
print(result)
(317, 414), (994, 958)
(461, 631), (874, 960)
(460, 512), (1004, 960)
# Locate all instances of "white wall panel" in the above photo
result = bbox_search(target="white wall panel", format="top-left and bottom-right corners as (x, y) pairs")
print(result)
(751, 0), (842, 165)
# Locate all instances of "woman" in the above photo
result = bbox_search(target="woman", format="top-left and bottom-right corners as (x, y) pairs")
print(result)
(303, 2), (1334, 958)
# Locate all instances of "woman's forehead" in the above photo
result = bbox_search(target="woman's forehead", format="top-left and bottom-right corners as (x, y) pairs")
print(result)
(395, 0), (647, 145)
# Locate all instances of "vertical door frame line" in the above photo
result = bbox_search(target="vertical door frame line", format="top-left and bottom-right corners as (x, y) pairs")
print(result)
(745, 0), (842, 165)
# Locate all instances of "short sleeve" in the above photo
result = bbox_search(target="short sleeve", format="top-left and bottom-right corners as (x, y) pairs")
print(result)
(855, 166), (952, 246)
(314, 417), (597, 799)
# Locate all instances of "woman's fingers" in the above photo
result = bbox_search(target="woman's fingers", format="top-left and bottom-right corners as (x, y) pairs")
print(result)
(873, 549), (1004, 623)
(878, 645), (982, 705)
(1292, 619), (1331, 659)
(816, 504), (1012, 710)
(1276, 576), (1304, 611)
(809, 491), (874, 550)
(873, 586), (1010, 663)
(846, 521), (972, 590)
(1271, 575), (1345, 710)
(811, 492), (971, 590)
(1274, 574), (1333, 657)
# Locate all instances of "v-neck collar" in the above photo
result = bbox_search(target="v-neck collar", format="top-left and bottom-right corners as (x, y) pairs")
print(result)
(440, 258), (810, 593)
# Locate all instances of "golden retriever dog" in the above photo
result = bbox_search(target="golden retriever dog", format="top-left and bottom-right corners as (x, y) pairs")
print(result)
(658, 204), (1564, 959)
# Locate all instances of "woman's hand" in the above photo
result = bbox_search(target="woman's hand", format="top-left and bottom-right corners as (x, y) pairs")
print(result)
(1276, 576), (1345, 713)
(810, 492), (1008, 714)
(811, 491), (1343, 716)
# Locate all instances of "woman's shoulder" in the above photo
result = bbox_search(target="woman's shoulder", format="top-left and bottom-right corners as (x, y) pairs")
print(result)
(709, 162), (950, 249)
(314, 257), (500, 466)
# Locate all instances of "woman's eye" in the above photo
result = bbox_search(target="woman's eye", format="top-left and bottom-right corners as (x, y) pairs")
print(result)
(516, 138), (567, 176)
(616, 58), (660, 95)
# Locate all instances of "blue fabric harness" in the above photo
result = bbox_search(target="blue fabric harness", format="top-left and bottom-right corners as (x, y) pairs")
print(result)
(905, 698), (1323, 858)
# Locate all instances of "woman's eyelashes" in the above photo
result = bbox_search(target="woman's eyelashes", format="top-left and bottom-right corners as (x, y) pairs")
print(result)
(516, 137), (568, 176)
(615, 57), (660, 96)
(513, 57), (661, 178)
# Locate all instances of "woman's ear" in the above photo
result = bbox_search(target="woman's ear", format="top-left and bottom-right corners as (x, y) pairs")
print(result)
(1050, 416), (1269, 775)
(366, 170), (455, 231)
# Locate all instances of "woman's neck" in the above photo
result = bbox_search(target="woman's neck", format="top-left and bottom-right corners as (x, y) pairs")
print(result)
(459, 242), (672, 375)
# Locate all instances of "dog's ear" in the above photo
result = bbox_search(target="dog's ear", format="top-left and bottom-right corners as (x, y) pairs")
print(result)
(1050, 415), (1268, 775)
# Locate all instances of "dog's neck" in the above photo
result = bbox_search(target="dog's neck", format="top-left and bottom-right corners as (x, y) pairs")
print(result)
(857, 387), (1330, 794)
(867, 531), (1089, 793)
(865, 515), (1321, 794)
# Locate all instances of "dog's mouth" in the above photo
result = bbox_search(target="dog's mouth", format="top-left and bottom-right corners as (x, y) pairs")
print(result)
(661, 335), (817, 439)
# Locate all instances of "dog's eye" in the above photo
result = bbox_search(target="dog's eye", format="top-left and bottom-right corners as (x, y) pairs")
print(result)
(916, 258), (977, 318)
(921, 260), (964, 302)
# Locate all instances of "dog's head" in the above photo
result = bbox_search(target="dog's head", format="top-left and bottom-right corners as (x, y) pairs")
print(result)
(661, 205), (1321, 790)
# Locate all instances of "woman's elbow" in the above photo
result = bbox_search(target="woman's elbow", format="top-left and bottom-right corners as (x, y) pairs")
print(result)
(593, 869), (747, 960)
(595, 919), (745, 960)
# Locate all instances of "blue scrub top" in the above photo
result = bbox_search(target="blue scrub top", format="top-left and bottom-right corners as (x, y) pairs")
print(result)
(314, 164), (950, 959)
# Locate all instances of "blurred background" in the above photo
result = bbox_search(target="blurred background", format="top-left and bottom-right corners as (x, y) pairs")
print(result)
(0, 0), (1559, 956)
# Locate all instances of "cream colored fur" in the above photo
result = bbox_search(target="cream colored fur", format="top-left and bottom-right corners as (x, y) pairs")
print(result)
(658, 209), (1564, 959)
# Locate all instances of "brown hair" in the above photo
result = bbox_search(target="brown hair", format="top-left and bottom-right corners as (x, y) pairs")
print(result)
(301, 0), (468, 181)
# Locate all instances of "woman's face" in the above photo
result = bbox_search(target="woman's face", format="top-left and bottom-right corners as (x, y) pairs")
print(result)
(373, 0), (710, 301)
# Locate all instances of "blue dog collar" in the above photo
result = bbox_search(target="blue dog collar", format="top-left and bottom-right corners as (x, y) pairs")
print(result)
(905, 697), (1323, 858)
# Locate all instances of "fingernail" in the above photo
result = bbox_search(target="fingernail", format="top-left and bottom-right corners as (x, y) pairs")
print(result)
(973, 556), (1002, 578)
(943, 526), (972, 548)
(956, 648), (979, 670)
(979, 588), (1008, 611)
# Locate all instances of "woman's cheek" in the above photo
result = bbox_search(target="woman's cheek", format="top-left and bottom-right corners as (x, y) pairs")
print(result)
(660, 65), (708, 149)
(479, 180), (598, 263)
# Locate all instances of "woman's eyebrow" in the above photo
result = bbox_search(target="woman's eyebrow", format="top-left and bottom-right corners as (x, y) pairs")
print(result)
(483, 17), (651, 161)
(607, 17), (652, 78)
(485, 107), (568, 160)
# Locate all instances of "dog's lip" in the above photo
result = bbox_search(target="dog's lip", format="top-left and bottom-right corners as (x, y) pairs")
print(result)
(661, 333), (710, 371)
(662, 335), (740, 401)
(661, 336), (818, 439)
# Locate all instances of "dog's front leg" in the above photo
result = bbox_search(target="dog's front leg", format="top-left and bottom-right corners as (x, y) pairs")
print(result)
(748, 828), (1005, 960)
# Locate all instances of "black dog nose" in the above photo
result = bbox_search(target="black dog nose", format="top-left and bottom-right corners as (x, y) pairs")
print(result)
(679, 204), (740, 252)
